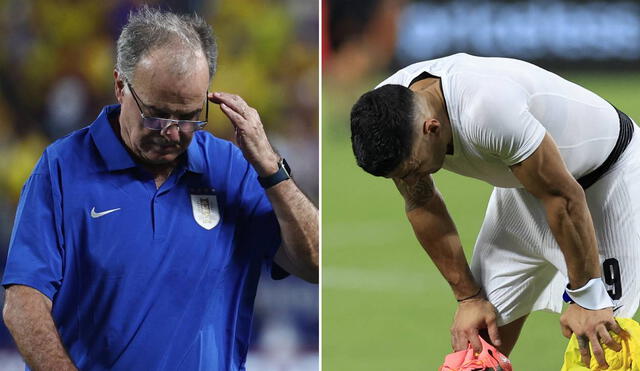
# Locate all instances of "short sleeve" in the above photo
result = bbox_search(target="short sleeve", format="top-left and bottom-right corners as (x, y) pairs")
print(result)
(232, 149), (283, 277)
(2, 151), (64, 300)
(462, 74), (546, 166)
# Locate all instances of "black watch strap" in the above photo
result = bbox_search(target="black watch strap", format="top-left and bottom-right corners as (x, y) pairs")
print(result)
(258, 158), (291, 189)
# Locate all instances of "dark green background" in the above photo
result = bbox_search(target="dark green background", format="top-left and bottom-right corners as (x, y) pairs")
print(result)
(322, 72), (640, 370)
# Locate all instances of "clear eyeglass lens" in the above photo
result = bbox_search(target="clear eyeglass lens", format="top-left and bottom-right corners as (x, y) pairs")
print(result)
(142, 117), (205, 133)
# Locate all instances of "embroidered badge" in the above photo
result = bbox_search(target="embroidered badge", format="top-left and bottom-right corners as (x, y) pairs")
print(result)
(189, 188), (219, 230)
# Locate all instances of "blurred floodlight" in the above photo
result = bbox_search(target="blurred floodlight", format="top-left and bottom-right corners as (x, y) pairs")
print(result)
(396, 0), (640, 64)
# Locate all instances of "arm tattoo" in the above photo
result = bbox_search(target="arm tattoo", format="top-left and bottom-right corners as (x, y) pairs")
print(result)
(394, 175), (436, 212)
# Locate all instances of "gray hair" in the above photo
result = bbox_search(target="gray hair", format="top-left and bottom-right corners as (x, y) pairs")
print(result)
(116, 6), (217, 83)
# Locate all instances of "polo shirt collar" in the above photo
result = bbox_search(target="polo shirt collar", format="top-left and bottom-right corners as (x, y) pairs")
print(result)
(90, 104), (206, 174)
(90, 105), (136, 171)
(185, 134), (205, 174)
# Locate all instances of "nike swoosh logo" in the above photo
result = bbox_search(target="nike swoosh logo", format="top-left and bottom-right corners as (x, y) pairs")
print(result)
(90, 207), (121, 218)
(613, 305), (623, 313)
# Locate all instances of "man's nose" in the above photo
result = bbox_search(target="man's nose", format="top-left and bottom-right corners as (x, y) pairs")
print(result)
(161, 122), (181, 142)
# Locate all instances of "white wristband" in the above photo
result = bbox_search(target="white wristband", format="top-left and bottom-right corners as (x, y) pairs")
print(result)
(565, 278), (614, 310)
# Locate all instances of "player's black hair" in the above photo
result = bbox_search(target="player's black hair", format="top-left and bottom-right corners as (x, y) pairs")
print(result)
(350, 84), (415, 177)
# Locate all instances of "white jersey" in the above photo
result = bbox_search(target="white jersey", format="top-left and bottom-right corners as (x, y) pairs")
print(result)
(377, 53), (620, 188)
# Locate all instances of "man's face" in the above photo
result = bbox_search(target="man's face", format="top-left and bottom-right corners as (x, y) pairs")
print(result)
(387, 119), (448, 182)
(115, 48), (210, 165)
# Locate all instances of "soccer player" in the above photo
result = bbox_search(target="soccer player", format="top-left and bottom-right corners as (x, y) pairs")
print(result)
(2, 7), (318, 370)
(350, 53), (639, 368)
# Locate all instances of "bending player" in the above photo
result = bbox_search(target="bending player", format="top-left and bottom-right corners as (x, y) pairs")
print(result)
(350, 53), (639, 368)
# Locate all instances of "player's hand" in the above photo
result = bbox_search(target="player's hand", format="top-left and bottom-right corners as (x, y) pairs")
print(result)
(560, 304), (624, 368)
(451, 297), (501, 353)
(209, 92), (279, 176)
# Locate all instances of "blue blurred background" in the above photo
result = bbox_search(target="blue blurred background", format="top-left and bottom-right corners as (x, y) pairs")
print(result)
(0, 0), (318, 369)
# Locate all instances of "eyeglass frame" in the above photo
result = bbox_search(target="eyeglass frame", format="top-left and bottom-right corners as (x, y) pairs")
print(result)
(126, 82), (209, 133)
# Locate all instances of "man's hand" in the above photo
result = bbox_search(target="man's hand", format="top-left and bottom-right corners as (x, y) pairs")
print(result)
(209, 92), (280, 176)
(210, 92), (319, 282)
(560, 304), (623, 368)
(451, 297), (502, 353)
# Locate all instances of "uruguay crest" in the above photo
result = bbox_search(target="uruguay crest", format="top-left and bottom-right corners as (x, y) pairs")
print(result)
(190, 188), (220, 230)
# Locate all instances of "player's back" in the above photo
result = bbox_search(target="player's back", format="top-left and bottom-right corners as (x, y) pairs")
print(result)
(378, 54), (623, 187)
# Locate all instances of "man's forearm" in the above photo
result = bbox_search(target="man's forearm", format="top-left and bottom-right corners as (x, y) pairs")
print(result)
(544, 192), (601, 288)
(266, 179), (319, 279)
(407, 199), (480, 299)
(394, 176), (479, 299)
(3, 285), (77, 371)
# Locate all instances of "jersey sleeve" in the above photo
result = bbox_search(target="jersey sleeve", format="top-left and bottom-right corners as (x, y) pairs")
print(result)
(460, 74), (546, 166)
(2, 150), (65, 300)
(232, 148), (283, 277)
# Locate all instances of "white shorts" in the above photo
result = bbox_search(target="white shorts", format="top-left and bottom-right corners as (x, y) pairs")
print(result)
(471, 127), (640, 326)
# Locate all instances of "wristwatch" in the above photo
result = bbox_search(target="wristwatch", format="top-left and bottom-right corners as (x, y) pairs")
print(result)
(258, 158), (291, 189)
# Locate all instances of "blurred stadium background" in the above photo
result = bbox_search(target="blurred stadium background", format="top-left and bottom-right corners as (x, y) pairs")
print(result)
(322, 0), (640, 370)
(0, 0), (318, 369)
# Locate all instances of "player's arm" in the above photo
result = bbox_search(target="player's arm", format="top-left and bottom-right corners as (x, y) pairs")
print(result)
(210, 91), (319, 283)
(393, 174), (501, 352)
(395, 174), (477, 298)
(510, 133), (622, 367)
(3, 285), (77, 370)
(510, 133), (600, 287)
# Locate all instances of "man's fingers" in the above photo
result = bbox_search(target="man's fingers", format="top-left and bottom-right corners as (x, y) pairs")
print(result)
(210, 92), (248, 114)
(588, 334), (608, 368)
(451, 331), (464, 352)
(207, 92), (223, 103)
(467, 330), (482, 353)
(450, 327), (469, 352)
(598, 325), (622, 352)
(486, 319), (502, 347)
(219, 103), (243, 127)
(606, 319), (627, 337)
(209, 91), (240, 104)
(577, 336), (591, 367)
(560, 323), (573, 338)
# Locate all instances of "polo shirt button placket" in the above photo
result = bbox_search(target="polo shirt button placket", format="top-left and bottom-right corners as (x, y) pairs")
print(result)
(152, 194), (161, 240)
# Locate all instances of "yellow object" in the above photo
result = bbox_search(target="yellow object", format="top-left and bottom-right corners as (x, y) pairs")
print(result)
(561, 318), (640, 371)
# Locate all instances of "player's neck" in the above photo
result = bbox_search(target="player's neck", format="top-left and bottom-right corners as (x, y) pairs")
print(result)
(411, 79), (449, 126)
(411, 82), (453, 154)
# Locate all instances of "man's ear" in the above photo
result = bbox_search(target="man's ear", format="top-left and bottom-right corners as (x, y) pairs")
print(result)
(114, 70), (125, 104)
(424, 119), (441, 135)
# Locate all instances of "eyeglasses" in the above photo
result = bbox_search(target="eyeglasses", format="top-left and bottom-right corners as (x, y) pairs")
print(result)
(126, 82), (208, 133)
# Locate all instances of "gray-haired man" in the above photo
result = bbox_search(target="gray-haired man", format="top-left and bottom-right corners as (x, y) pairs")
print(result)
(2, 7), (318, 370)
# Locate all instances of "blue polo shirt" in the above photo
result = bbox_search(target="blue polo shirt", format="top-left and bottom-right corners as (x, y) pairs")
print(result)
(2, 105), (282, 370)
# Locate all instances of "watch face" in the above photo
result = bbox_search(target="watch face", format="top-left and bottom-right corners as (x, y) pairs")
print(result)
(282, 158), (291, 176)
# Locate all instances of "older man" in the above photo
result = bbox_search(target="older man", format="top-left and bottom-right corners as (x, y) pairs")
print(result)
(2, 7), (318, 371)
(350, 53), (638, 368)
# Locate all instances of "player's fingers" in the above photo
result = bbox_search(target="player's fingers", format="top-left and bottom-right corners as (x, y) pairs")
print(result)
(451, 331), (461, 351)
(486, 319), (502, 347)
(598, 325), (621, 352)
(451, 328), (467, 352)
(577, 336), (591, 367)
(606, 319), (627, 337)
(466, 329), (482, 354)
(560, 322), (573, 338)
(589, 334), (608, 369)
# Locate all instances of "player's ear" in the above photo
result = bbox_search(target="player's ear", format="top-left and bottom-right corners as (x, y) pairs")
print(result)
(424, 119), (440, 135)
(114, 70), (125, 104)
